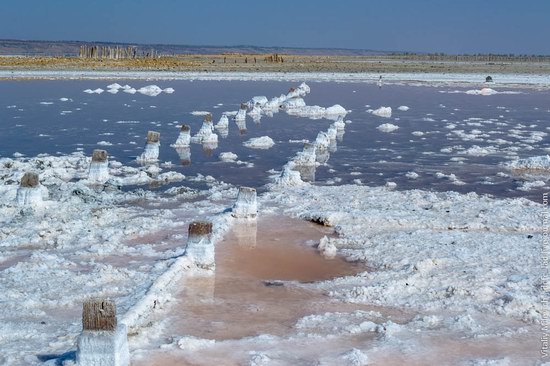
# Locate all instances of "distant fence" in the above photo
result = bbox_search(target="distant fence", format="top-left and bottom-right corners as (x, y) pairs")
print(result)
(78, 45), (158, 59)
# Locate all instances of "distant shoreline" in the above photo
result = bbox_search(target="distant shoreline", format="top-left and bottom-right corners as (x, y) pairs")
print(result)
(1, 55), (549, 88)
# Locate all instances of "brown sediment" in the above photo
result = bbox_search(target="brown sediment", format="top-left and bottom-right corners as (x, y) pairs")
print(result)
(91, 149), (108, 162)
(82, 299), (117, 331)
(203, 114), (212, 122)
(146, 131), (160, 144)
(240, 103), (248, 110)
(180, 124), (190, 132)
(20, 172), (39, 187)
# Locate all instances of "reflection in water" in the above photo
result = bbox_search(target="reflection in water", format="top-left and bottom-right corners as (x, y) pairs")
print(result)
(202, 141), (218, 156)
(175, 147), (191, 166)
(235, 119), (247, 135)
(216, 127), (228, 139)
(232, 219), (258, 248)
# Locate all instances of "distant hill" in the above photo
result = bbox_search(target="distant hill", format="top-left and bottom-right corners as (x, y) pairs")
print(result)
(0, 39), (394, 57)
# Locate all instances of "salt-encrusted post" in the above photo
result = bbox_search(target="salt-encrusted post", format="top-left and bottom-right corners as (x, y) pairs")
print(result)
(137, 131), (160, 162)
(231, 187), (257, 219)
(235, 103), (247, 121)
(88, 149), (109, 184)
(76, 299), (129, 366)
(16, 172), (43, 206)
(185, 221), (215, 269)
(192, 114), (218, 145)
(173, 124), (191, 147)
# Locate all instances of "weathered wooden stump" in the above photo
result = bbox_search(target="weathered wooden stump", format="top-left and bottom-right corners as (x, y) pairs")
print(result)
(76, 298), (129, 366)
(82, 299), (117, 331)
(147, 131), (160, 144)
(20, 172), (39, 188)
(91, 149), (108, 163)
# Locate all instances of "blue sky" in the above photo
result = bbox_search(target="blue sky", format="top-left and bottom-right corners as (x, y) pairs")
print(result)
(0, 0), (548, 54)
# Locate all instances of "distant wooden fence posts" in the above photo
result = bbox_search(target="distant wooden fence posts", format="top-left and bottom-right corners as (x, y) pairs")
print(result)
(78, 45), (158, 59)
(264, 53), (284, 63)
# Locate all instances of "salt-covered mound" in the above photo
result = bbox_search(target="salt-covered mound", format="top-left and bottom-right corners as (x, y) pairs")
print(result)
(264, 184), (543, 324)
(370, 106), (392, 118)
(398, 105), (410, 111)
(466, 87), (498, 96)
(377, 123), (399, 132)
(280, 97), (306, 111)
(137, 85), (163, 97)
(243, 136), (275, 149)
(264, 95), (286, 110)
(269, 163), (306, 188)
(83, 88), (104, 94)
(219, 152), (238, 162)
(506, 155), (550, 171)
(247, 96), (268, 108)
(325, 104), (347, 116)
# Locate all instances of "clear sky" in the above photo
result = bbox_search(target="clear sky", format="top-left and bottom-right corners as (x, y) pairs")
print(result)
(1, 0), (549, 55)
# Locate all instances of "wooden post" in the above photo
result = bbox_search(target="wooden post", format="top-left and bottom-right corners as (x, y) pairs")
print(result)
(188, 221), (213, 238)
(20, 172), (39, 188)
(147, 131), (160, 144)
(92, 149), (108, 163)
(82, 299), (117, 331)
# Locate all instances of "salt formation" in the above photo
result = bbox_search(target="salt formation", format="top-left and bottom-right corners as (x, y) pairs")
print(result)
(137, 131), (160, 162)
(398, 105), (410, 111)
(172, 124), (191, 147)
(185, 221), (215, 269)
(215, 114), (229, 129)
(264, 95), (286, 111)
(377, 123), (399, 132)
(235, 103), (248, 121)
(137, 85), (163, 97)
(272, 163), (305, 187)
(192, 114), (218, 144)
(16, 172), (43, 206)
(293, 143), (317, 166)
(280, 97), (306, 111)
(76, 299), (129, 366)
(466, 88), (498, 96)
(231, 186), (257, 219)
(314, 132), (331, 164)
(248, 104), (263, 122)
(243, 136), (275, 149)
(370, 106), (392, 118)
(88, 149), (109, 184)
(247, 96), (268, 108)
(219, 152), (238, 162)
(506, 155), (550, 171)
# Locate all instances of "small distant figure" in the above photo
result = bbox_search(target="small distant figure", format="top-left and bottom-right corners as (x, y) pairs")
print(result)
(377, 75), (383, 88)
(485, 75), (493, 83)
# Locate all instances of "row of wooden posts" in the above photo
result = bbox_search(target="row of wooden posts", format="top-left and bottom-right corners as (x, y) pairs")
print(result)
(79, 45), (158, 59)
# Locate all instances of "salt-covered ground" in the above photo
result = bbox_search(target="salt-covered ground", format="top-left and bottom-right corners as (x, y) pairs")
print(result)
(0, 76), (549, 365)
